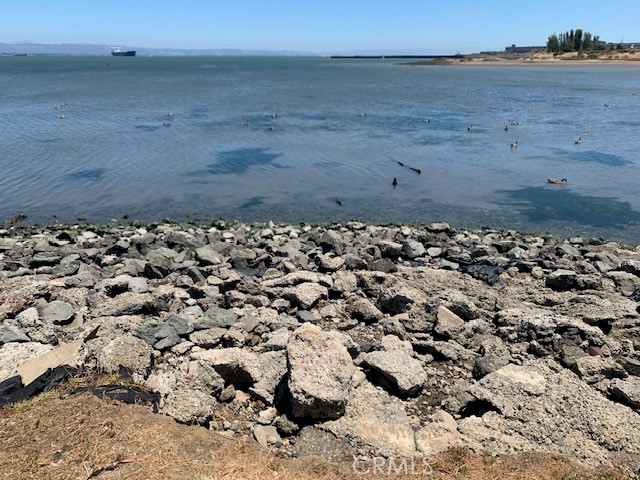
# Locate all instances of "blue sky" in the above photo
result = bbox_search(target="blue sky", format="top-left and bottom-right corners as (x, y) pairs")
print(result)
(1, 0), (638, 54)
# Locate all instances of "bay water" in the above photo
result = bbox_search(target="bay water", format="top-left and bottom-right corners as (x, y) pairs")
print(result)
(1, 56), (639, 242)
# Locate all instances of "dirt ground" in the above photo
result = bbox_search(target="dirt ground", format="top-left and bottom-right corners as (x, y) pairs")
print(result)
(0, 388), (629, 480)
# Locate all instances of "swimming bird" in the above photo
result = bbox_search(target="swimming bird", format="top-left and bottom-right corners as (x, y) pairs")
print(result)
(547, 178), (568, 185)
(270, 113), (278, 119)
(604, 103), (610, 108)
(509, 121), (519, 126)
(510, 141), (518, 148)
(358, 113), (367, 117)
(423, 117), (430, 124)
(267, 126), (274, 131)
(241, 121), (249, 126)
(57, 114), (65, 119)
(162, 122), (171, 127)
(392, 177), (398, 188)
(167, 112), (174, 117)
(396, 161), (405, 167)
(409, 167), (421, 174)
(504, 125), (509, 132)
(336, 199), (342, 206)
(575, 137), (582, 145)
(467, 125), (473, 132)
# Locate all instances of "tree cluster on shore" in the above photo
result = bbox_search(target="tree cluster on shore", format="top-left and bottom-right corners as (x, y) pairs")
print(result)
(546, 29), (614, 53)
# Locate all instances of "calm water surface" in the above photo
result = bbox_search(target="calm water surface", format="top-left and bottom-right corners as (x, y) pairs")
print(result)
(1, 56), (639, 241)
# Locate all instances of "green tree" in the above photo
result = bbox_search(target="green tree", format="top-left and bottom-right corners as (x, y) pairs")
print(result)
(547, 34), (561, 53)
(583, 32), (592, 50)
(574, 28), (583, 51)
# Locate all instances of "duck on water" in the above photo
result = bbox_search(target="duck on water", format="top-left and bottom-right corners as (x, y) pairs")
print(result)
(547, 178), (568, 185)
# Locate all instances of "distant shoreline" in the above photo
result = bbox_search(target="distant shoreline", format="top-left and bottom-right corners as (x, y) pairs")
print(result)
(408, 50), (640, 67)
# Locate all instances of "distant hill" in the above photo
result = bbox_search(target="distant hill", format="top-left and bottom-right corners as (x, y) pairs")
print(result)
(0, 42), (317, 56)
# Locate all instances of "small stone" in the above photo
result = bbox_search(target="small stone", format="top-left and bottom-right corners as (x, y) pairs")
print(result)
(41, 300), (75, 325)
(0, 325), (30, 345)
(253, 425), (281, 449)
(219, 385), (236, 403)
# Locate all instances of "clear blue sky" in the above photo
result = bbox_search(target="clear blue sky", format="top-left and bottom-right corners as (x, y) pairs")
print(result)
(1, 0), (638, 54)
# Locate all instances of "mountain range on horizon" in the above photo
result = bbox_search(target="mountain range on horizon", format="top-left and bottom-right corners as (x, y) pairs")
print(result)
(0, 41), (455, 57)
(0, 41), (319, 56)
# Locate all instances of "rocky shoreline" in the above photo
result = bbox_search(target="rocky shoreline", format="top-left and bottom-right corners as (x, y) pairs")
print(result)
(1, 220), (639, 476)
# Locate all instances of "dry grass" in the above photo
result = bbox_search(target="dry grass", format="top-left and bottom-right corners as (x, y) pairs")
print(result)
(0, 390), (629, 480)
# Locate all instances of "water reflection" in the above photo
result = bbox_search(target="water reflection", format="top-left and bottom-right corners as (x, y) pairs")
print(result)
(188, 148), (285, 175)
(496, 186), (640, 228)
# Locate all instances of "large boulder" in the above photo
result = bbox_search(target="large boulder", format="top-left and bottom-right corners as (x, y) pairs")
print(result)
(287, 323), (354, 419)
(96, 335), (154, 377)
(361, 348), (427, 396)
(320, 379), (416, 457)
(459, 360), (640, 469)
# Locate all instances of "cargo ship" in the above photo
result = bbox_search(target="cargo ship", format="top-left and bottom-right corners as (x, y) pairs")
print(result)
(111, 47), (136, 57)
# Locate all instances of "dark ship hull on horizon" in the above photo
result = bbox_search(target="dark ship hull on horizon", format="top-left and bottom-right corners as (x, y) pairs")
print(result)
(111, 49), (136, 57)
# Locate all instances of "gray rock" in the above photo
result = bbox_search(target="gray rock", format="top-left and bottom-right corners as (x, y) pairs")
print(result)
(195, 246), (223, 266)
(296, 310), (319, 323)
(250, 351), (287, 405)
(0, 324), (30, 345)
(429, 222), (451, 233)
(607, 271), (640, 296)
(197, 307), (239, 329)
(319, 230), (344, 255)
(377, 240), (404, 258)
(619, 357), (640, 376)
(292, 426), (353, 462)
(30, 253), (61, 267)
(368, 258), (397, 273)
(362, 349), (427, 396)
(218, 384), (236, 402)
(546, 269), (577, 290)
(557, 244), (581, 258)
(611, 377), (640, 409)
(191, 347), (260, 384)
(136, 321), (163, 346)
(315, 254), (345, 272)
(460, 360), (640, 467)
(474, 355), (510, 379)
(287, 323), (354, 419)
(434, 305), (465, 339)
(345, 297), (383, 323)
(41, 300), (75, 325)
(320, 379), (416, 457)
(188, 327), (226, 348)
(253, 425), (281, 448)
(402, 239), (426, 259)
(274, 415), (300, 435)
(282, 283), (328, 310)
(415, 410), (463, 456)
(263, 328), (291, 351)
(575, 356), (627, 384)
(92, 293), (158, 317)
(154, 333), (181, 351)
(97, 335), (154, 376)
(128, 277), (149, 293)
(163, 389), (216, 424)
